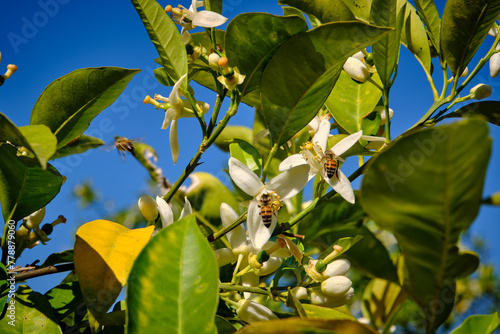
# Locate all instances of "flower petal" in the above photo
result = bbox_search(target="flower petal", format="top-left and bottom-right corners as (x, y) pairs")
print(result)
(156, 196), (174, 228)
(266, 164), (309, 199)
(162, 108), (177, 129)
(247, 199), (276, 250)
(170, 119), (179, 164)
(312, 117), (331, 153)
(180, 196), (193, 219)
(192, 11), (228, 28)
(241, 272), (259, 300)
(325, 170), (355, 204)
(279, 154), (308, 172)
(331, 130), (362, 156)
(228, 157), (264, 196)
(169, 74), (187, 107)
(221, 203), (246, 250)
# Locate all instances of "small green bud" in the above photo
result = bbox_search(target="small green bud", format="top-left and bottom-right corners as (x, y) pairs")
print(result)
(256, 250), (270, 264)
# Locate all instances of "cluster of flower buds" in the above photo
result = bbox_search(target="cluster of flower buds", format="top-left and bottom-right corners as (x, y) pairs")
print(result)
(17, 207), (66, 253)
(343, 50), (373, 83)
(0, 52), (17, 86)
(294, 245), (354, 308)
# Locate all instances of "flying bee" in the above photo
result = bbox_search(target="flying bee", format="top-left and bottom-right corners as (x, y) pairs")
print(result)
(258, 192), (282, 228)
(322, 149), (345, 180)
(114, 136), (136, 159)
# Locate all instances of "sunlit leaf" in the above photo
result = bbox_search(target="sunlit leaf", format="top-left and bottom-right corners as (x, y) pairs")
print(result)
(131, 0), (187, 90)
(0, 145), (63, 222)
(44, 282), (84, 322)
(362, 278), (406, 328)
(50, 135), (104, 160)
(413, 0), (441, 53)
(361, 119), (491, 332)
(215, 126), (254, 152)
(282, 6), (308, 22)
(326, 71), (383, 135)
(302, 304), (356, 320)
(341, 0), (372, 22)
(0, 285), (62, 334)
(261, 22), (390, 146)
(278, 0), (356, 23)
(235, 318), (378, 334)
(0, 113), (56, 169)
(229, 140), (262, 176)
(450, 312), (500, 334)
(441, 0), (500, 77)
(400, 2), (432, 73)
(225, 13), (308, 94)
(74, 220), (154, 324)
(127, 215), (219, 334)
(30, 67), (139, 148)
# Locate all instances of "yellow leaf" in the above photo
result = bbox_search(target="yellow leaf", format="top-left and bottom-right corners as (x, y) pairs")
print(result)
(74, 220), (154, 326)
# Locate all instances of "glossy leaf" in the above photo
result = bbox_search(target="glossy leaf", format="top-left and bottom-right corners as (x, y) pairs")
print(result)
(261, 22), (390, 146)
(74, 220), (154, 323)
(282, 6), (308, 22)
(50, 135), (104, 160)
(205, 0), (222, 14)
(0, 145), (63, 222)
(340, 0), (372, 22)
(30, 67), (139, 148)
(362, 278), (406, 328)
(441, 0), (500, 77)
(278, 0), (356, 23)
(44, 282), (84, 322)
(450, 312), (500, 334)
(127, 215), (219, 334)
(0, 113), (56, 169)
(229, 140), (262, 176)
(370, 0), (404, 88)
(225, 13), (308, 94)
(413, 0), (441, 53)
(326, 71), (383, 135)
(185, 172), (240, 225)
(327, 134), (375, 158)
(214, 126), (254, 152)
(446, 100), (500, 126)
(400, 2), (432, 73)
(302, 304), (356, 320)
(0, 285), (62, 334)
(131, 0), (187, 90)
(361, 119), (491, 332)
(235, 318), (378, 334)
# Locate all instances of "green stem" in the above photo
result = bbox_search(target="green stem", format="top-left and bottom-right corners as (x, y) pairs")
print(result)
(219, 283), (283, 298)
(207, 89), (227, 137)
(261, 142), (279, 182)
(163, 94), (241, 203)
(184, 91), (207, 140)
(382, 90), (391, 143)
(208, 211), (247, 243)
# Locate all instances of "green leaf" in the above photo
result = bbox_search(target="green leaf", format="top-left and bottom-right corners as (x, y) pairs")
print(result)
(40, 250), (74, 267)
(413, 0), (441, 53)
(340, 0), (373, 23)
(370, 0), (404, 88)
(214, 126), (254, 152)
(0, 145), (63, 222)
(131, 0), (187, 90)
(185, 173), (240, 226)
(44, 282), (84, 322)
(215, 316), (237, 334)
(400, 2), (432, 74)
(127, 215), (219, 334)
(229, 140), (262, 176)
(282, 6), (308, 22)
(446, 101), (500, 126)
(30, 67), (139, 148)
(51, 135), (104, 160)
(0, 264), (8, 312)
(441, 0), (500, 77)
(0, 113), (57, 169)
(0, 285), (62, 334)
(362, 278), (406, 328)
(327, 134), (375, 158)
(450, 312), (500, 334)
(361, 119), (491, 332)
(302, 304), (356, 320)
(261, 22), (390, 146)
(205, 0), (222, 14)
(278, 0), (356, 23)
(225, 13), (308, 94)
(326, 71), (383, 135)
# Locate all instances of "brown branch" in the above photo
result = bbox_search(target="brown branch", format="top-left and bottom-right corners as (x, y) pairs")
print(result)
(13, 263), (74, 281)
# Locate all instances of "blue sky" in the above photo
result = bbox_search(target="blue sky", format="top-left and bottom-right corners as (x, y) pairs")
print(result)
(1, 0), (499, 294)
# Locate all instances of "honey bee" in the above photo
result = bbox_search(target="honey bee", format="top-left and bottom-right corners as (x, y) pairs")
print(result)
(258, 192), (282, 228)
(114, 136), (136, 159)
(322, 149), (344, 179)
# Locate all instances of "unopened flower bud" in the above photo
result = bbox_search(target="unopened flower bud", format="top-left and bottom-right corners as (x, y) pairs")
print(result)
(490, 45), (500, 78)
(372, 106), (394, 125)
(24, 207), (46, 230)
(291, 286), (309, 300)
(208, 53), (221, 71)
(236, 299), (278, 323)
(343, 57), (370, 82)
(323, 259), (351, 277)
(321, 276), (352, 297)
(470, 83), (492, 100)
(17, 225), (30, 240)
(138, 195), (159, 222)
(460, 66), (469, 77)
(254, 256), (282, 276)
(310, 287), (354, 308)
(352, 51), (365, 60)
